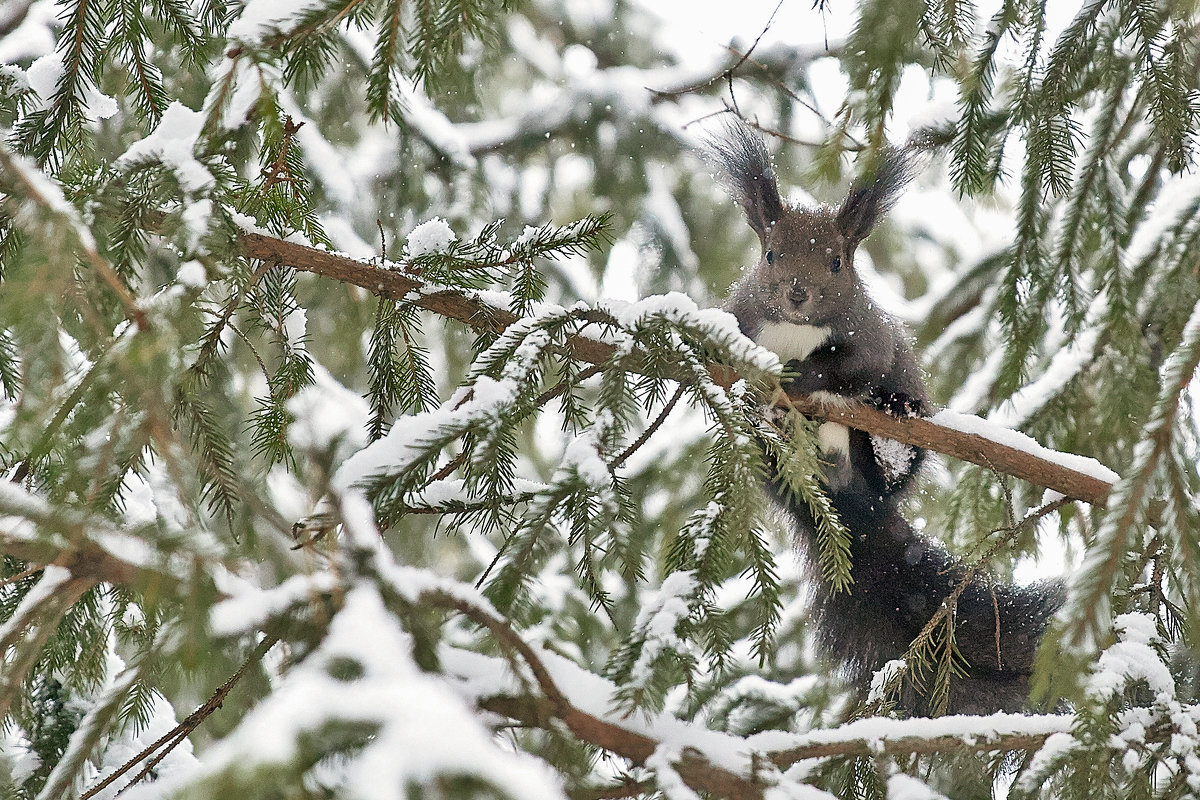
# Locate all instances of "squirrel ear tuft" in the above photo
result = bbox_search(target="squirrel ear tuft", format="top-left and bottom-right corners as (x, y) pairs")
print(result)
(836, 146), (915, 246)
(706, 119), (784, 238)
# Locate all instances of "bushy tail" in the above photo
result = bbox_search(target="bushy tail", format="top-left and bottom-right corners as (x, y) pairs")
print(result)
(781, 479), (1065, 715)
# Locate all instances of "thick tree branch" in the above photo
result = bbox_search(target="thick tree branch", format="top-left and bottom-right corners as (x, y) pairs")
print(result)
(239, 233), (1116, 506)
(478, 692), (1061, 778)
(424, 588), (1067, 799)
(0, 485), (183, 591)
(0, 528), (168, 589)
(413, 590), (769, 800)
(776, 395), (1113, 505)
(482, 691), (766, 799)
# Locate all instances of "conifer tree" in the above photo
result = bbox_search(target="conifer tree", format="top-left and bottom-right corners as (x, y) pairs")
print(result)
(0, 0), (1199, 798)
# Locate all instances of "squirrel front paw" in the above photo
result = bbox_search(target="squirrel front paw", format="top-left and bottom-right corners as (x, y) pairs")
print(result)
(869, 390), (927, 418)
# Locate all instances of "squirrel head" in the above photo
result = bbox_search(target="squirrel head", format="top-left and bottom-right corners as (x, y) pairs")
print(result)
(709, 121), (913, 326)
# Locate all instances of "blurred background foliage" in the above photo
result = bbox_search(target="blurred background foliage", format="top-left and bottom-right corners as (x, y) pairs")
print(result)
(2, 0), (1200, 796)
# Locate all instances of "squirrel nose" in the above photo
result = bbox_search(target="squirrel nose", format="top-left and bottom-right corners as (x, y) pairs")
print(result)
(788, 282), (811, 306)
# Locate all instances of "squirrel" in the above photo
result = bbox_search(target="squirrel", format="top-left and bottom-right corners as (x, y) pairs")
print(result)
(709, 121), (1065, 715)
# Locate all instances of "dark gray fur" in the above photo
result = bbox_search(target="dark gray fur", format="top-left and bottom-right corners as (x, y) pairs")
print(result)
(711, 120), (1065, 715)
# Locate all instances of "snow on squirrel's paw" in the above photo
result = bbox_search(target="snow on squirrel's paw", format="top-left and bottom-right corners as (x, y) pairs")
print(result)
(870, 390), (925, 418)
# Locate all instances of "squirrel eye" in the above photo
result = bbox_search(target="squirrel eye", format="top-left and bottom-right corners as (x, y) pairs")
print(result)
(830, 255), (841, 273)
(765, 249), (775, 265)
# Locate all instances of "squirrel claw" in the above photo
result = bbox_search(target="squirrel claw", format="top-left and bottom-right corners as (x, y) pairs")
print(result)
(870, 391), (925, 418)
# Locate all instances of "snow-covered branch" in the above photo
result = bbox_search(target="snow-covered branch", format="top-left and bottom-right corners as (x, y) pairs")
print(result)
(239, 233), (1119, 506)
(0, 484), (180, 591)
(411, 583), (1069, 799)
(456, 40), (834, 157)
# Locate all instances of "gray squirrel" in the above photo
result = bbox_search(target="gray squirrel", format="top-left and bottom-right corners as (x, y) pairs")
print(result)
(710, 122), (1065, 715)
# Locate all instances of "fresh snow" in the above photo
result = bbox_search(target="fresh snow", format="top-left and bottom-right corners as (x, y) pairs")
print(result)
(23, 52), (61, 100)
(887, 773), (950, 800)
(646, 747), (704, 800)
(286, 366), (370, 457)
(0, 2), (55, 63)
(334, 377), (515, 492)
(210, 571), (340, 636)
(629, 571), (698, 680)
(136, 585), (566, 800)
(867, 659), (906, 704)
(5, 150), (97, 249)
(226, 0), (328, 43)
(4, 1), (1182, 795)
(1087, 612), (1174, 700)
(558, 431), (612, 489)
(1015, 732), (1080, 792)
(405, 217), (457, 258)
(116, 102), (213, 192)
(1124, 172), (1200, 273)
(597, 291), (782, 373)
(282, 307), (307, 346)
(744, 711), (1071, 755)
(443, 636), (1073, 778)
(176, 260), (207, 288)
(931, 409), (1119, 485)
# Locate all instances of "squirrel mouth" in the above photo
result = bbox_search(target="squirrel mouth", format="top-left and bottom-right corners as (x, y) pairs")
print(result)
(779, 306), (815, 325)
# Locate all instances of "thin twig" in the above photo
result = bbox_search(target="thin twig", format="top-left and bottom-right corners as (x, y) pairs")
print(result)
(0, 563), (44, 588)
(116, 727), (190, 795)
(612, 384), (686, 469)
(229, 322), (270, 379)
(648, 0), (784, 100)
(192, 260), (272, 378)
(422, 591), (766, 800)
(259, 117), (304, 191)
(533, 362), (606, 408)
(81, 636), (278, 800)
(893, 496), (1073, 700)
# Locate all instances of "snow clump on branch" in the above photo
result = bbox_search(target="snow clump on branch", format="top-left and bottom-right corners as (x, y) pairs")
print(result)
(405, 217), (457, 258)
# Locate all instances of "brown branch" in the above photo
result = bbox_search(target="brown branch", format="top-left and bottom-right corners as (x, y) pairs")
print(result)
(776, 394), (1112, 505)
(425, 592), (769, 800)
(612, 384), (686, 469)
(0, 530), (161, 589)
(259, 116), (304, 191)
(80, 636), (278, 800)
(240, 233), (1116, 507)
(424, 589), (1068, 799)
(477, 691), (1058, 782)
(241, 232), (619, 368)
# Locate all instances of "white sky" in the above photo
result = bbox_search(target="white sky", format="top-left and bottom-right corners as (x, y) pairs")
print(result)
(640, 0), (1083, 55)
(644, 0), (855, 54)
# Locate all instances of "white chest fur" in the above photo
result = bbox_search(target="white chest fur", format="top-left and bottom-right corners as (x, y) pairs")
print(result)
(755, 322), (831, 363)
